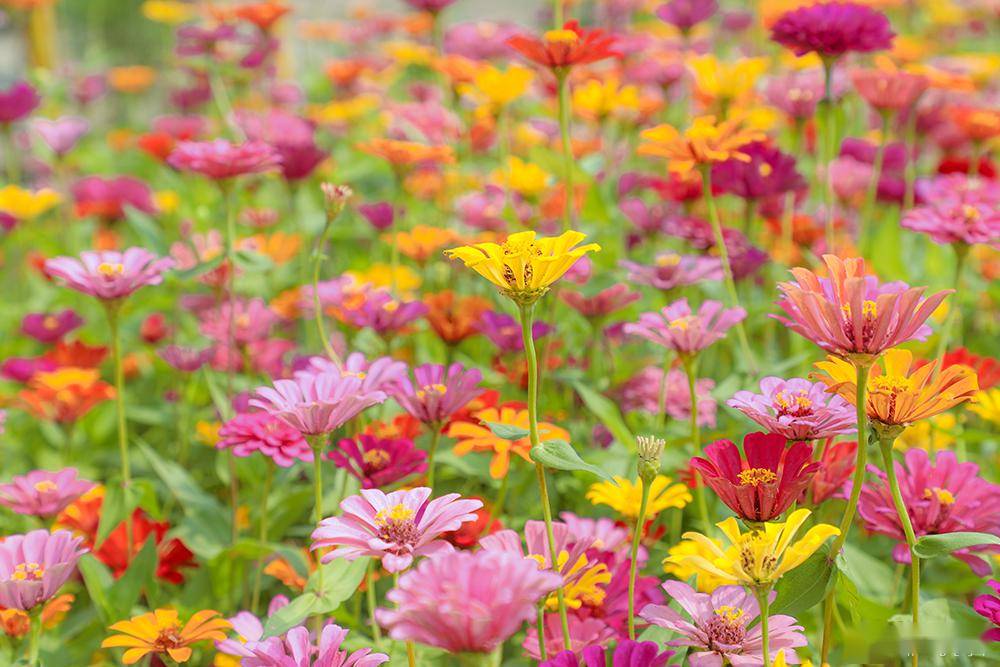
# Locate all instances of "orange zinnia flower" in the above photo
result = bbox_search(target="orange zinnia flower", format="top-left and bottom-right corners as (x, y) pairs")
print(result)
(507, 20), (619, 71)
(101, 609), (230, 664)
(358, 138), (455, 168)
(19, 367), (114, 423)
(447, 405), (569, 479)
(228, 1), (290, 31)
(43, 339), (108, 367)
(107, 66), (157, 94)
(423, 290), (491, 344)
(385, 224), (457, 264)
(0, 594), (74, 638)
(638, 114), (766, 174)
(948, 105), (1000, 143)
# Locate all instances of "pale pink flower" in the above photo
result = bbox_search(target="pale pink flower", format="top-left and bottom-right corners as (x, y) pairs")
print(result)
(727, 377), (856, 441)
(243, 623), (389, 667)
(167, 139), (281, 180)
(250, 373), (387, 436)
(624, 298), (746, 357)
(621, 254), (723, 291)
(44, 247), (174, 301)
(389, 363), (483, 425)
(298, 352), (408, 395)
(0, 468), (95, 517)
(0, 530), (87, 611)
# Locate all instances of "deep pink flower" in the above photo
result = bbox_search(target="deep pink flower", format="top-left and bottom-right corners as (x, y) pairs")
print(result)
(158, 345), (213, 372)
(1, 357), (57, 383)
(235, 110), (327, 182)
(377, 549), (561, 653)
(358, 201), (395, 231)
(562, 284), (639, 319)
(20, 309), (84, 344)
(250, 373), (387, 436)
(692, 433), (819, 522)
(167, 139), (281, 180)
(858, 449), (1000, 575)
(215, 597), (289, 659)
(310, 487), (482, 572)
(617, 366), (717, 427)
(903, 174), (1000, 247)
(479, 310), (551, 353)
(524, 615), (617, 661)
(72, 175), (157, 222)
(389, 363), (483, 425)
(807, 439), (857, 505)
(542, 640), (674, 667)
(33, 116), (89, 156)
(344, 293), (428, 336)
(0, 530), (87, 611)
(655, 0), (717, 31)
(770, 2), (894, 58)
(243, 624), (389, 667)
(402, 0), (457, 12)
(0, 81), (40, 124)
(773, 255), (950, 359)
(45, 247), (174, 301)
(641, 581), (807, 665)
(0, 469), (95, 517)
(620, 253), (723, 291)
(727, 377), (856, 442)
(974, 580), (1000, 643)
(218, 412), (312, 467)
(712, 141), (805, 201)
(327, 434), (427, 489)
(624, 298), (746, 357)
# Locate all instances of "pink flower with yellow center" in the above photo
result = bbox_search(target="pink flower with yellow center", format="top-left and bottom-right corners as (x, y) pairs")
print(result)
(45, 248), (174, 301)
(0, 530), (87, 611)
(0, 468), (95, 517)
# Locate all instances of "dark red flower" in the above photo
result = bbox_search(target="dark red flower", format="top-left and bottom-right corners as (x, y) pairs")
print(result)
(506, 20), (619, 71)
(691, 432), (819, 522)
(806, 439), (857, 505)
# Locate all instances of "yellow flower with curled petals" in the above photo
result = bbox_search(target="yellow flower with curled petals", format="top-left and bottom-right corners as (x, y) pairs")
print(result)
(444, 230), (600, 304)
(638, 114), (765, 175)
(572, 76), (641, 122)
(969, 388), (1000, 427)
(0, 185), (60, 220)
(493, 156), (551, 199)
(586, 475), (691, 521)
(663, 537), (728, 593)
(463, 64), (533, 109)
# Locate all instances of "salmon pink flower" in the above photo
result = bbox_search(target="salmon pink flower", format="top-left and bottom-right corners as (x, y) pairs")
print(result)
(727, 377), (856, 442)
(624, 298), (746, 358)
(770, 2), (894, 58)
(250, 372), (387, 436)
(243, 624), (389, 667)
(692, 433), (819, 523)
(561, 283), (639, 319)
(807, 439), (857, 505)
(621, 253), (723, 292)
(507, 21), (619, 71)
(974, 580), (1000, 643)
(389, 362), (483, 426)
(33, 116), (89, 156)
(44, 248), (174, 301)
(327, 434), (427, 489)
(851, 68), (928, 112)
(0, 530), (87, 611)
(167, 139), (281, 180)
(20, 309), (83, 344)
(0, 468), (95, 517)
(310, 487), (482, 572)
(217, 412), (312, 467)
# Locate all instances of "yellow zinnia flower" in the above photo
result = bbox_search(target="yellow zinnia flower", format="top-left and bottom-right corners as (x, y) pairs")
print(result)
(463, 64), (533, 108)
(444, 230), (600, 304)
(493, 156), (551, 199)
(586, 475), (691, 521)
(346, 263), (422, 296)
(663, 537), (728, 593)
(101, 609), (230, 664)
(638, 114), (765, 175)
(895, 413), (957, 451)
(0, 185), (60, 220)
(668, 509), (840, 587)
(969, 388), (1000, 427)
(572, 76), (641, 122)
(141, 0), (195, 24)
(686, 54), (769, 106)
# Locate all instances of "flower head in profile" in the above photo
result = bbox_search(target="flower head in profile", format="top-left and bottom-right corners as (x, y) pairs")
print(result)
(167, 139), (281, 180)
(620, 253), (723, 292)
(617, 366), (718, 427)
(0, 530), (87, 611)
(448, 405), (569, 479)
(851, 67), (928, 112)
(217, 411), (312, 468)
(0, 469), (95, 517)
(638, 115), (766, 175)
(19, 367), (114, 423)
(310, 487), (482, 572)
(727, 377), (856, 442)
(587, 475), (691, 521)
(624, 298), (746, 358)
(328, 434), (427, 489)
(357, 138), (455, 168)
(377, 549), (561, 654)
(445, 230), (600, 305)
(72, 176), (156, 222)
(641, 581), (807, 666)
(663, 537), (728, 593)
(692, 433), (819, 523)
(389, 362), (483, 426)
(423, 290), (491, 344)
(773, 254), (951, 361)
(44, 247), (174, 301)
(667, 509), (839, 587)
(243, 623), (388, 667)
(813, 348), (978, 431)
(507, 20), (619, 71)
(33, 116), (89, 156)
(974, 580), (1000, 643)
(770, 2), (894, 58)
(101, 609), (230, 664)
(656, 0), (717, 32)
(250, 372), (387, 436)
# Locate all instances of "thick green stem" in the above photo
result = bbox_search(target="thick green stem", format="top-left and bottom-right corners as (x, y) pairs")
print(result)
(26, 609), (42, 666)
(106, 303), (133, 563)
(755, 587), (772, 666)
(556, 71), (574, 231)
(934, 243), (968, 360)
(251, 462), (274, 613)
(536, 606), (548, 661)
(426, 426), (442, 488)
(627, 480), (651, 639)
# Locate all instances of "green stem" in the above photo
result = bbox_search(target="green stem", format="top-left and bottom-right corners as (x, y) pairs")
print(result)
(488, 472), (510, 526)
(755, 586), (772, 666)
(627, 479), (651, 640)
(519, 302), (572, 650)
(682, 357), (712, 534)
(934, 243), (968, 360)
(657, 352), (673, 430)
(553, 0), (563, 27)
(251, 462), (274, 614)
(26, 609), (42, 666)
(820, 58), (838, 253)
(556, 70), (574, 231)
(366, 560), (382, 647)
(861, 111), (892, 253)
(310, 435), (326, 596)
(312, 210), (342, 368)
(426, 426), (442, 488)
(106, 303), (133, 563)
(536, 606), (547, 661)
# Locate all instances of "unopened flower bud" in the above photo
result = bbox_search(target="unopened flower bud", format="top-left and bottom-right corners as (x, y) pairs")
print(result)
(637, 435), (664, 484)
(321, 183), (353, 217)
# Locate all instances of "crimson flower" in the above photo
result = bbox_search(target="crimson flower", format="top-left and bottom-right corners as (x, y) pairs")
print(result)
(167, 139), (281, 180)
(806, 439), (857, 505)
(507, 21), (619, 71)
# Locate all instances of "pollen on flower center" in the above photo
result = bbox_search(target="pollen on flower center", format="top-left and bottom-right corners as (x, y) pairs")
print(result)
(11, 562), (45, 581)
(152, 626), (183, 650)
(415, 383), (447, 400)
(758, 163), (773, 177)
(655, 253), (681, 268)
(363, 448), (392, 470)
(374, 503), (419, 547)
(705, 605), (747, 646)
(961, 204), (981, 222)
(870, 374), (913, 396)
(669, 315), (696, 331)
(773, 390), (814, 417)
(544, 29), (579, 44)
(43, 316), (59, 329)
(33, 480), (58, 493)
(341, 370), (368, 380)
(738, 468), (778, 486)
(923, 486), (956, 505)
(97, 262), (124, 276)
(841, 300), (878, 318)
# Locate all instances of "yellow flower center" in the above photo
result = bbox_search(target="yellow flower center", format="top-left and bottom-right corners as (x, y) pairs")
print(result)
(773, 390), (814, 417)
(375, 503), (416, 525)
(97, 262), (124, 276)
(33, 480), (57, 493)
(655, 253), (681, 268)
(415, 383), (447, 400)
(738, 468), (778, 486)
(341, 371), (368, 380)
(363, 448), (391, 470)
(43, 316), (59, 329)
(923, 487), (955, 505)
(152, 625), (183, 651)
(869, 374), (913, 396)
(758, 163), (773, 177)
(715, 605), (746, 625)
(382, 301), (400, 313)
(11, 562), (45, 581)
(841, 300), (878, 318)
(669, 315), (697, 331)
(962, 204), (980, 222)
(544, 29), (579, 44)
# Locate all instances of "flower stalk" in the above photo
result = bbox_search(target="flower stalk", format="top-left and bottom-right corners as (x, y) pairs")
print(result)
(105, 301), (133, 563)
(556, 70), (574, 231)
(755, 586), (772, 667)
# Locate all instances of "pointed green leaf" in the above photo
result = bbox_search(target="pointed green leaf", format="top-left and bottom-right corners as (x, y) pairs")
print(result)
(77, 555), (115, 624)
(483, 421), (530, 441)
(530, 439), (616, 482)
(913, 532), (1000, 559)
(95, 481), (140, 548)
(572, 382), (634, 447)
(772, 546), (837, 616)
(264, 559), (365, 637)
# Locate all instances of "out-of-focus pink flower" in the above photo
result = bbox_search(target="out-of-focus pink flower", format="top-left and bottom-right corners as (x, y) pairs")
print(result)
(33, 116), (89, 156)
(727, 377), (856, 442)
(72, 176), (157, 222)
(45, 248), (174, 301)
(974, 580), (1000, 643)
(770, 2), (894, 58)
(235, 110), (326, 182)
(625, 298), (746, 357)
(327, 434), (427, 489)
(0, 82), (40, 124)
(310, 487), (482, 572)
(0, 469), (95, 517)
(478, 310), (551, 354)
(158, 345), (213, 372)
(20, 309), (84, 344)
(378, 549), (560, 654)
(250, 372), (387, 436)
(358, 201), (395, 231)
(712, 141), (805, 201)
(852, 68), (928, 112)
(765, 70), (830, 120)
(620, 253), (723, 291)
(199, 298), (278, 345)
(0, 530), (87, 611)
(542, 640), (674, 667)
(807, 439), (857, 505)
(217, 412), (312, 468)
(298, 352), (408, 395)
(402, 0), (457, 13)
(167, 139), (281, 180)
(524, 614), (617, 661)
(214, 597), (289, 659)
(903, 174), (1000, 247)
(343, 293), (428, 337)
(455, 186), (526, 232)
(244, 624), (388, 667)
(562, 284), (639, 319)
(389, 363), (482, 425)
(444, 22), (522, 60)
(655, 0), (717, 32)
(617, 366), (717, 427)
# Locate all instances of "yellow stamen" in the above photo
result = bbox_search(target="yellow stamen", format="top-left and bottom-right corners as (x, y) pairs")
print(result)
(737, 468), (778, 486)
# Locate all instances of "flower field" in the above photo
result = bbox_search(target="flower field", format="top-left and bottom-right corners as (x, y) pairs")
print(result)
(1, 0), (999, 665)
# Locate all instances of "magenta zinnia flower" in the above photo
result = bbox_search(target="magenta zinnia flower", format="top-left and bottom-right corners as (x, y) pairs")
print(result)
(773, 255), (950, 360)
(250, 373), (387, 436)
(808, 439), (857, 505)
(377, 549), (561, 654)
(542, 640), (674, 667)
(480, 520), (602, 591)
(0, 530), (87, 611)
(974, 580), (1000, 643)
(727, 377), (856, 442)
(711, 141), (805, 201)
(389, 363), (483, 425)
(72, 175), (157, 222)
(655, 0), (717, 32)
(20, 309), (84, 344)
(0, 468), (95, 517)
(857, 449), (1000, 575)
(158, 345), (213, 372)
(770, 2), (894, 58)
(243, 624), (389, 667)
(624, 298), (746, 357)
(45, 247), (175, 301)
(620, 253), (723, 292)
(692, 433), (819, 522)
(310, 487), (482, 572)
(617, 366), (717, 427)
(902, 174), (1000, 248)
(0, 81), (40, 124)
(217, 412), (312, 467)
(167, 139), (281, 180)
(641, 581), (807, 665)
(299, 352), (408, 394)
(328, 434), (427, 489)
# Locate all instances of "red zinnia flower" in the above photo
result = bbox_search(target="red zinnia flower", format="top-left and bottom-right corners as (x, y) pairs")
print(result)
(806, 438), (857, 505)
(691, 432), (819, 522)
(506, 21), (619, 71)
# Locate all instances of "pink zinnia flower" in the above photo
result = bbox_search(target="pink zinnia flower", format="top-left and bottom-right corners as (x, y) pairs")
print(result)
(243, 624), (389, 667)
(167, 139), (281, 180)
(0, 81), (40, 124)
(641, 581), (807, 665)
(215, 596), (289, 659)
(559, 512), (630, 558)
(617, 366), (718, 428)
(33, 116), (89, 156)
(20, 309), (84, 344)
(72, 176), (157, 222)
(903, 174), (1000, 248)
(217, 412), (312, 467)
(974, 580), (1000, 643)
(712, 141), (805, 201)
(158, 345), (213, 372)
(624, 298), (746, 357)
(764, 70), (829, 120)
(480, 520), (600, 589)
(620, 254), (723, 291)
(299, 352), (408, 394)
(199, 298), (278, 345)
(773, 254), (950, 360)
(727, 377), (856, 442)
(562, 284), (640, 319)
(377, 549), (561, 654)
(235, 109), (327, 182)
(389, 363), (483, 426)
(655, 0), (717, 32)
(327, 434), (427, 489)
(344, 294), (428, 336)
(0, 530), (87, 611)
(542, 640), (674, 667)
(524, 615), (617, 661)
(0, 468), (95, 517)
(250, 373), (387, 436)
(807, 439), (857, 505)
(310, 487), (482, 572)
(692, 433), (819, 523)
(857, 449), (1000, 575)
(45, 247), (174, 301)
(851, 68), (928, 112)
(770, 2), (894, 58)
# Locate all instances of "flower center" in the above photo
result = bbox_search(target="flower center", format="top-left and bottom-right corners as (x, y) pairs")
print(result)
(738, 468), (778, 486)
(544, 29), (579, 45)
(11, 562), (45, 581)
(152, 626), (183, 651)
(655, 253), (681, 268)
(772, 390), (814, 417)
(415, 383), (447, 400)
(363, 448), (391, 471)
(374, 503), (419, 547)
(43, 316), (59, 330)
(961, 204), (980, 222)
(97, 262), (124, 277)
(737, 531), (778, 582)
(923, 487), (955, 505)
(341, 370), (368, 380)
(669, 315), (696, 331)
(705, 605), (747, 647)
(382, 300), (399, 313)
(758, 163), (773, 177)
(869, 374), (912, 396)
(33, 480), (57, 493)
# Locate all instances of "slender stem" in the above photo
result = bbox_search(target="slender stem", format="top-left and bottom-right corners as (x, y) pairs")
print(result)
(366, 560), (382, 647)
(26, 609), (42, 666)
(488, 472), (510, 526)
(657, 352), (673, 430)
(553, 0), (563, 28)
(519, 302), (572, 650)
(820, 59), (838, 253)
(682, 357), (712, 533)
(861, 111), (892, 253)
(903, 108), (919, 211)
(934, 243), (968, 360)
(106, 303), (133, 563)
(755, 587), (772, 666)
(627, 480), (651, 639)
(700, 167), (756, 374)
(556, 71), (574, 231)
(425, 426), (442, 488)
(536, 606), (547, 661)
(251, 462), (274, 613)
(310, 436), (326, 596)
(312, 211), (342, 368)
(1, 125), (20, 184)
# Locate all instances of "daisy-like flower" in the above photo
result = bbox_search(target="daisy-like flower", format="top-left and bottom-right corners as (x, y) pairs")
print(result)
(444, 230), (600, 305)
(214, 597), (288, 660)
(691, 433), (819, 523)
(377, 549), (561, 654)
(620, 253), (723, 292)
(711, 141), (805, 201)
(974, 580), (1000, 643)
(249, 372), (388, 436)
(357, 138), (455, 168)
(727, 377), (856, 442)
(44, 248), (175, 302)
(506, 20), (619, 71)
(101, 609), (230, 664)
(0, 185), (61, 221)
(299, 351), (408, 395)
(0, 530), (87, 611)
(423, 291), (492, 345)
(448, 405), (568, 479)
(624, 298), (746, 358)
(656, 0), (717, 32)
(561, 283), (640, 320)
(902, 174), (1000, 248)
(243, 623), (389, 667)
(310, 487), (482, 572)
(328, 434), (427, 489)
(641, 581), (807, 665)
(638, 114), (766, 175)
(770, 2), (894, 58)
(389, 363), (483, 426)
(586, 475), (691, 522)
(773, 255), (951, 361)
(857, 449), (1000, 575)
(217, 412), (312, 468)
(33, 116), (89, 156)
(667, 509), (840, 587)
(0, 469), (95, 517)
(813, 348), (978, 433)
(617, 366), (718, 427)
(167, 139), (281, 180)
(20, 309), (84, 344)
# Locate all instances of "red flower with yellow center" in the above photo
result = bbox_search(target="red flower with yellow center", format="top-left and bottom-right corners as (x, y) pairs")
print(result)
(506, 20), (619, 71)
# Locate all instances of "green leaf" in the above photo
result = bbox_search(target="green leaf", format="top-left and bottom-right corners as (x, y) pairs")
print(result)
(234, 249), (274, 271)
(77, 555), (115, 624)
(772, 547), (837, 616)
(95, 482), (140, 548)
(108, 536), (158, 618)
(530, 439), (617, 482)
(172, 253), (224, 281)
(124, 207), (165, 254)
(262, 593), (324, 638)
(913, 532), (1000, 559)
(264, 558), (366, 637)
(483, 421), (530, 441)
(572, 382), (634, 448)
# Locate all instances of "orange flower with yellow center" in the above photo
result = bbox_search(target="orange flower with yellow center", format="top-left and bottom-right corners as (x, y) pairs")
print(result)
(638, 114), (765, 174)
(384, 224), (457, 264)
(948, 105), (1000, 143)
(19, 367), (114, 423)
(423, 290), (491, 345)
(101, 609), (230, 664)
(447, 406), (569, 479)
(358, 138), (455, 168)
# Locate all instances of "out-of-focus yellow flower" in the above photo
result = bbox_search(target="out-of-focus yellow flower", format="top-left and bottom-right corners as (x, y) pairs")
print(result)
(493, 156), (551, 199)
(663, 537), (727, 593)
(586, 475), (691, 521)
(463, 64), (533, 109)
(347, 263), (421, 295)
(196, 421), (221, 447)
(572, 76), (641, 122)
(969, 388), (1000, 427)
(513, 122), (548, 150)
(923, 0), (966, 25)
(383, 40), (435, 67)
(687, 54), (768, 106)
(154, 190), (179, 214)
(310, 95), (380, 125)
(141, 0), (194, 24)
(668, 509), (839, 587)
(896, 413), (957, 451)
(107, 66), (157, 94)
(890, 36), (930, 63)
(0, 185), (60, 220)
(639, 114), (766, 174)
